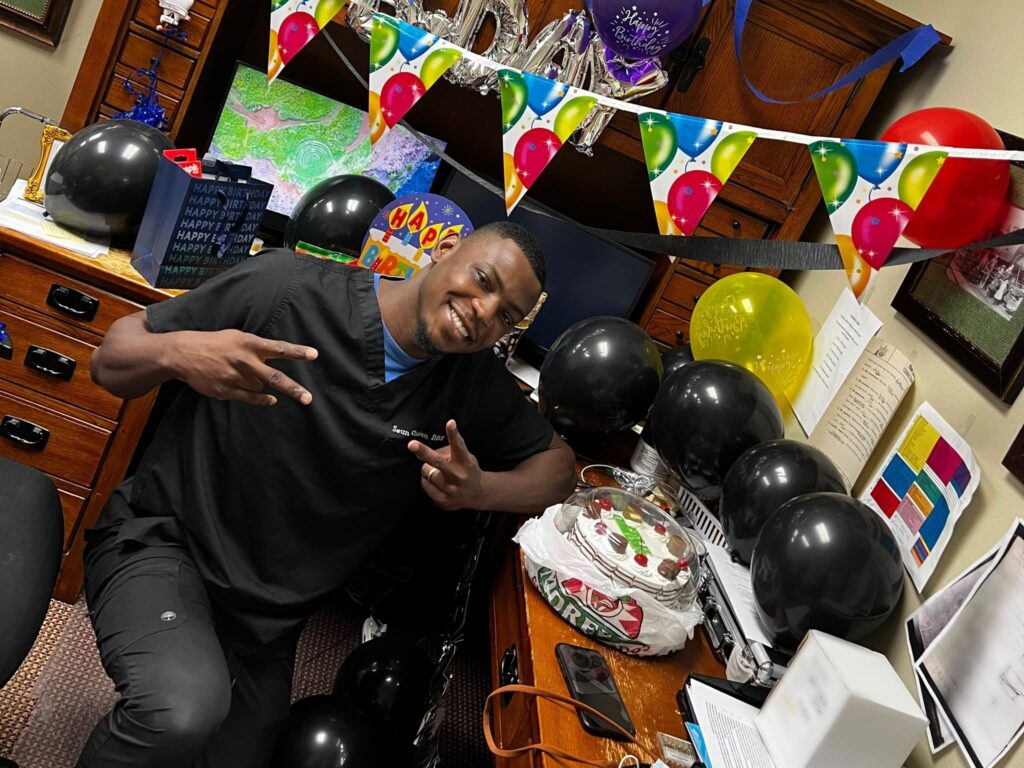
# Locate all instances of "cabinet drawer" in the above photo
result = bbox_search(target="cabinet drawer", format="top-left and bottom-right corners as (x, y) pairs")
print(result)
(118, 32), (194, 93)
(0, 254), (143, 335)
(0, 302), (122, 421)
(0, 386), (112, 487)
(661, 273), (710, 314)
(646, 308), (691, 347)
(133, 2), (213, 50)
(103, 64), (181, 126)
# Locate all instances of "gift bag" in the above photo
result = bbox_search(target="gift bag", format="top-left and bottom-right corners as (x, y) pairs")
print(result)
(131, 157), (273, 289)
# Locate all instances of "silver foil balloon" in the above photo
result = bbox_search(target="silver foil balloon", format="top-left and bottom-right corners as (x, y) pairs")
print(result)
(512, 11), (591, 82)
(571, 36), (669, 155)
(347, 0), (422, 41)
(447, 0), (529, 93)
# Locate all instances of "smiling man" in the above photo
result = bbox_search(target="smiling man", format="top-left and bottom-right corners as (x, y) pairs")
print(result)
(76, 221), (575, 768)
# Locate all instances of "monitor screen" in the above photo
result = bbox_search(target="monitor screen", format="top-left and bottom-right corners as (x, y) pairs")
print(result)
(206, 62), (445, 224)
(440, 171), (655, 364)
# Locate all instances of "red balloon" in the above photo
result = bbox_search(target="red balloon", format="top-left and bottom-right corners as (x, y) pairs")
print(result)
(667, 170), (722, 235)
(379, 72), (426, 128)
(882, 108), (1009, 249)
(513, 128), (562, 188)
(851, 198), (913, 270)
(278, 12), (320, 65)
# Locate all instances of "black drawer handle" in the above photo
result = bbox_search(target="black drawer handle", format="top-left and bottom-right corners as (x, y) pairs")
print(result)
(499, 643), (519, 705)
(732, 220), (742, 231)
(1, 415), (50, 450)
(24, 345), (76, 381)
(47, 284), (99, 322)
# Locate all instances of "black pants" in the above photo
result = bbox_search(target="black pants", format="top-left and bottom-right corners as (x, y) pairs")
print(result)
(75, 534), (299, 768)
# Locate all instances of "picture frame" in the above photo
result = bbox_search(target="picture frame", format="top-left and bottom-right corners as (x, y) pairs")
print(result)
(23, 123), (71, 204)
(0, 0), (74, 47)
(892, 131), (1024, 404)
(1003, 425), (1024, 483)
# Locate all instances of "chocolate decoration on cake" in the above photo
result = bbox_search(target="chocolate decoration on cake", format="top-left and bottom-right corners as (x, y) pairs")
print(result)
(607, 532), (628, 555)
(658, 558), (681, 581)
(668, 534), (690, 558)
(623, 505), (644, 523)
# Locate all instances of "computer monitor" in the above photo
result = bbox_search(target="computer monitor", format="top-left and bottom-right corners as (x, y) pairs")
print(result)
(440, 171), (655, 366)
(205, 61), (446, 235)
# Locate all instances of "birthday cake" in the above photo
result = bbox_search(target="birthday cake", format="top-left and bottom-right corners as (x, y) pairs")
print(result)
(556, 488), (697, 610)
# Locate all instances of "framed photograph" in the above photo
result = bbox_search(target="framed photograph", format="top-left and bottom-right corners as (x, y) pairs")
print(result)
(0, 0), (74, 47)
(892, 131), (1024, 404)
(23, 123), (71, 204)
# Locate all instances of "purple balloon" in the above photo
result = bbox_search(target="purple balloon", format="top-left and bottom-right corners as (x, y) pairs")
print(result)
(851, 198), (913, 270)
(586, 0), (702, 60)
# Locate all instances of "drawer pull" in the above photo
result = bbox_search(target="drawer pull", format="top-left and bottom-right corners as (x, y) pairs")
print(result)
(499, 643), (519, 705)
(675, 330), (684, 341)
(1, 415), (50, 450)
(732, 220), (742, 231)
(24, 346), (77, 381)
(47, 284), (100, 321)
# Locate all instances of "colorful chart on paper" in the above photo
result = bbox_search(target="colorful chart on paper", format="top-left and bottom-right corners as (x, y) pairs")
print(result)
(862, 402), (980, 593)
(207, 63), (444, 219)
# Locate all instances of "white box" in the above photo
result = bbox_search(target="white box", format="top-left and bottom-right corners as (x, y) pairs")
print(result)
(755, 630), (927, 768)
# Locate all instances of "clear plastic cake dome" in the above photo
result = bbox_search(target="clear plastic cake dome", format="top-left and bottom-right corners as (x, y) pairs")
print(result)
(555, 486), (699, 611)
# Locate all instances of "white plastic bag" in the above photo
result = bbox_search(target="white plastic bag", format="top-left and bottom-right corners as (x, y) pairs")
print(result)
(514, 505), (703, 657)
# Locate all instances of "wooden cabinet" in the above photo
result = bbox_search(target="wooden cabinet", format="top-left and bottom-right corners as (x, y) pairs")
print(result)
(0, 232), (171, 602)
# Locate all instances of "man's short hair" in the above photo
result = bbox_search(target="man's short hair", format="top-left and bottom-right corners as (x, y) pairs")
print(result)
(471, 221), (546, 287)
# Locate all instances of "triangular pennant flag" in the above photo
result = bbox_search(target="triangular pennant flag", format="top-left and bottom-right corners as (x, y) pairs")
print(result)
(269, 0), (348, 82)
(638, 111), (759, 236)
(809, 139), (948, 299)
(368, 14), (462, 146)
(499, 69), (599, 213)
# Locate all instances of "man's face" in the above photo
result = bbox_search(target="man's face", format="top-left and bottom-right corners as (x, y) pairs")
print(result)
(415, 232), (541, 356)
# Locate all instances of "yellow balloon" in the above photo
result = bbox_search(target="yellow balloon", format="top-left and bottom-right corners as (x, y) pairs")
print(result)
(654, 200), (681, 236)
(314, 0), (348, 29)
(503, 152), (524, 210)
(690, 272), (813, 409)
(835, 234), (873, 300)
(368, 91), (387, 144)
(268, 30), (283, 81)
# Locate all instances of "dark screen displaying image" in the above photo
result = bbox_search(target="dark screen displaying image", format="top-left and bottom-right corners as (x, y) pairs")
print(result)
(441, 172), (654, 360)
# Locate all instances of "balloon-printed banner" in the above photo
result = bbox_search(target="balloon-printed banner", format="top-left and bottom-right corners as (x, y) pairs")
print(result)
(368, 15), (462, 146)
(269, 0), (349, 82)
(500, 69), (598, 213)
(809, 139), (947, 298)
(638, 111), (758, 236)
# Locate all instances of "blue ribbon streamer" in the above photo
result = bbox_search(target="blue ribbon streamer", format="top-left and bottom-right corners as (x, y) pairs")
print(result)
(734, 0), (941, 104)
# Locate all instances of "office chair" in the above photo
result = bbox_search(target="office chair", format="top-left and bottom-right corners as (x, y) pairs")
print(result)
(0, 457), (64, 767)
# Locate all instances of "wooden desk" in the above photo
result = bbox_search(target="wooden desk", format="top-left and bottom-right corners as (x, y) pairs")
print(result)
(0, 227), (174, 601)
(489, 544), (724, 767)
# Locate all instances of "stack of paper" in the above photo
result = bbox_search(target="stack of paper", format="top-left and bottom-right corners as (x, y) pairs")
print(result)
(0, 180), (108, 258)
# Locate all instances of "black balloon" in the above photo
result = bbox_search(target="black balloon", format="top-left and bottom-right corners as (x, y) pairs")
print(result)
(333, 636), (433, 747)
(270, 695), (385, 767)
(284, 175), (394, 255)
(650, 361), (783, 501)
(45, 120), (172, 237)
(751, 492), (904, 651)
(720, 439), (846, 565)
(538, 316), (662, 440)
(661, 343), (694, 378)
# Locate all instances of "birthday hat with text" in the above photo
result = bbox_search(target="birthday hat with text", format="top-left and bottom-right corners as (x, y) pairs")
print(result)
(809, 139), (948, 299)
(368, 13), (462, 146)
(638, 111), (759, 235)
(500, 69), (598, 213)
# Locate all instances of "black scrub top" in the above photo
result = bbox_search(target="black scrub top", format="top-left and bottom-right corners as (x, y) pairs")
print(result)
(103, 250), (553, 646)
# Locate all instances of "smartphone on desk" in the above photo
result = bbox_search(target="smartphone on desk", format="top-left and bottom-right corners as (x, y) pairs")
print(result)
(555, 643), (636, 741)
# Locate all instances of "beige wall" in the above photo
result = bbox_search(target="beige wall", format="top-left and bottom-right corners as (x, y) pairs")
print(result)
(0, 0), (104, 168)
(792, 2), (1024, 767)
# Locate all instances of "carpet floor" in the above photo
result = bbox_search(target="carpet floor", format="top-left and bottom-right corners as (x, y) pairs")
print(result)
(0, 595), (495, 767)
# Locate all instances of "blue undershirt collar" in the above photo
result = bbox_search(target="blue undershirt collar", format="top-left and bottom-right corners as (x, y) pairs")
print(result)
(374, 272), (426, 383)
